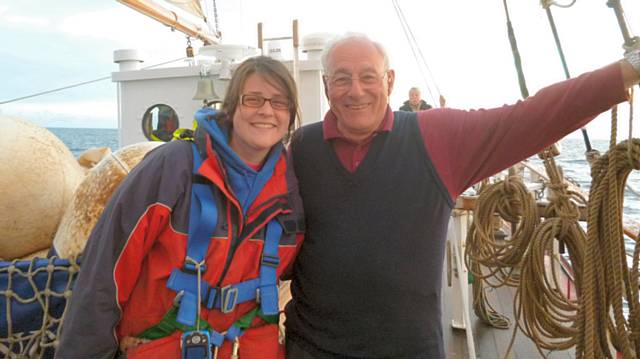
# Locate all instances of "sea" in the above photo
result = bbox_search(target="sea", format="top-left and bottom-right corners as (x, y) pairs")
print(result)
(48, 127), (640, 229)
(528, 137), (640, 222)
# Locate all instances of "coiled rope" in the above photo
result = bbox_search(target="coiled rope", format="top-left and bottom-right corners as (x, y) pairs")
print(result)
(508, 146), (588, 357)
(465, 176), (539, 329)
(577, 93), (640, 359)
(466, 177), (539, 285)
(465, 0), (587, 345)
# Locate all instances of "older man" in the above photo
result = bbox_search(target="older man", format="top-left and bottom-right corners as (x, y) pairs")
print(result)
(285, 33), (640, 358)
(399, 87), (432, 111)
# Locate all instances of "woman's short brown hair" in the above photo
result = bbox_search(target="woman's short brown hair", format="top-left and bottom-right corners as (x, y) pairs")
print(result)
(221, 56), (300, 142)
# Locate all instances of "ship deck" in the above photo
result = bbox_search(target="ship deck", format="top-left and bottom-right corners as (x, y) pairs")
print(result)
(442, 273), (575, 359)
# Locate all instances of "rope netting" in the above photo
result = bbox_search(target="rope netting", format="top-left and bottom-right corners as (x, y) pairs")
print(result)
(0, 257), (79, 358)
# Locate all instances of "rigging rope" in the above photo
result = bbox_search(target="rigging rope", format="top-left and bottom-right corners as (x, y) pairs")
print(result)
(541, 3), (594, 153)
(465, 177), (539, 287)
(465, 1), (594, 356)
(501, 0), (529, 99)
(0, 57), (188, 106)
(465, 176), (539, 329)
(390, 0), (440, 107)
(541, 0), (578, 9)
(507, 148), (588, 357)
(211, 0), (221, 39)
(607, 0), (639, 51)
(577, 95), (640, 359)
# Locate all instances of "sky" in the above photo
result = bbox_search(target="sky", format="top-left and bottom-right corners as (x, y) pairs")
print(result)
(0, 0), (639, 141)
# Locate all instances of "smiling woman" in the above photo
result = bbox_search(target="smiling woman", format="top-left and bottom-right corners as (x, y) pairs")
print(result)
(228, 74), (294, 165)
(56, 56), (306, 359)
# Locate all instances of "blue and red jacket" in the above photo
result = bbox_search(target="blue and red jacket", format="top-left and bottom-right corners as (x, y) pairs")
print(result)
(56, 118), (305, 359)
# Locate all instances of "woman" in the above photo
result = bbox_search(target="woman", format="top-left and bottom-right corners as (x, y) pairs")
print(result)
(56, 56), (304, 359)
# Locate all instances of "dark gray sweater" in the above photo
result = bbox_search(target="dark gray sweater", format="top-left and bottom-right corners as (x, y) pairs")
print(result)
(286, 111), (453, 358)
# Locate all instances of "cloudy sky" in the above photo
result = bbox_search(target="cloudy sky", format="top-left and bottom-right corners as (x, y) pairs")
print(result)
(0, 0), (638, 140)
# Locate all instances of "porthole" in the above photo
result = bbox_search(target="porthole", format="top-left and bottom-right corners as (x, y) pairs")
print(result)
(141, 104), (179, 142)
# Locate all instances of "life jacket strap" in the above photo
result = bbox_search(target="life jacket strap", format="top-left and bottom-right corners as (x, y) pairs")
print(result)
(137, 302), (278, 345)
(165, 140), (282, 328)
(257, 221), (282, 316)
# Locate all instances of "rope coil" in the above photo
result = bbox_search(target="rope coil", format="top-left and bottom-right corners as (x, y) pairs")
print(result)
(509, 152), (587, 356)
(577, 103), (640, 358)
(465, 176), (538, 330)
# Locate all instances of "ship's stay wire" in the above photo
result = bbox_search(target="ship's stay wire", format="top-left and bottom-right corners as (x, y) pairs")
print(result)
(0, 57), (188, 106)
(391, 0), (441, 107)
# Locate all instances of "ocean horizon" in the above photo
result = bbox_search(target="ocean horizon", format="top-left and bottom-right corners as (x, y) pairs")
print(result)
(49, 127), (640, 226)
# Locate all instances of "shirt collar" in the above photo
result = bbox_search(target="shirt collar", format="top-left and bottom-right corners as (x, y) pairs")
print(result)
(322, 105), (394, 142)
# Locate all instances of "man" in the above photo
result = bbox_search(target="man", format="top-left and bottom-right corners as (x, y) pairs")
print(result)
(399, 87), (432, 111)
(285, 32), (640, 358)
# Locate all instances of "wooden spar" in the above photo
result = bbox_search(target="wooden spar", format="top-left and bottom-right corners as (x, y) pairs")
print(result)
(118, 0), (219, 45)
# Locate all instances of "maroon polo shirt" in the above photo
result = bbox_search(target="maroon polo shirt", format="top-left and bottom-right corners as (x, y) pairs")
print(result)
(322, 107), (394, 172)
(320, 62), (627, 201)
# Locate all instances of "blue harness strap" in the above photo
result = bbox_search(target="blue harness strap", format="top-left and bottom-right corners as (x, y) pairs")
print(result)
(257, 221), (281, 315)
(166, 141), (282, 344)
(167, 142), (217, 326)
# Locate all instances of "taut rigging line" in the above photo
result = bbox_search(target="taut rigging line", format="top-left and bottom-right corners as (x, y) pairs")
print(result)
(0, 57), (188, 106)
(540, 1), (593, 152)
(607, 0), (640, 92)
(391, 0), (442, 108)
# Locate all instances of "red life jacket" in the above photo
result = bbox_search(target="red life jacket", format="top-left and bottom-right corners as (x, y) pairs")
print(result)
(116, 138), (303, 358)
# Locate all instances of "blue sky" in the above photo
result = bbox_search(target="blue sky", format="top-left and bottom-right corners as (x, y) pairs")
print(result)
(0, 0), (188, 128)
(0, 0), (639, 139)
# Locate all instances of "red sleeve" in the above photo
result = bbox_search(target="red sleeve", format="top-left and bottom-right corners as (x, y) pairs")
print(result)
(418, 62), (628, 200)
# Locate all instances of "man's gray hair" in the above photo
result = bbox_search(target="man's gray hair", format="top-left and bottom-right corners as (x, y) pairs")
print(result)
(320, 32), (390, 74)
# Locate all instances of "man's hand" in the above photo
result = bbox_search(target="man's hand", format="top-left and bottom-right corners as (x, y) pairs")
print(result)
(439, 95), (447, 108)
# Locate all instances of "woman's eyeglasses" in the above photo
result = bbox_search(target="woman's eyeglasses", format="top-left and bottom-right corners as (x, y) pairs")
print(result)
(241, 94), (290, 111)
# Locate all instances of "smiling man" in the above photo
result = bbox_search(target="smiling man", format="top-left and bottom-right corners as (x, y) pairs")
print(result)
(284, 32), (640, 358)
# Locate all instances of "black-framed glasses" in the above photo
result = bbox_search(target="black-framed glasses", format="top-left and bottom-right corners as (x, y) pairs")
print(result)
(325, 71), (388, 89)
(241, 94), (291, 111)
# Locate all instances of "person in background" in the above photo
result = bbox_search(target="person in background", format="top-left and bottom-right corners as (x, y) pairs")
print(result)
(56, 56), (305, 359)
(399, 86), (432, 111)
(285, 32), (640, 358)
(151, 107), (179, 142)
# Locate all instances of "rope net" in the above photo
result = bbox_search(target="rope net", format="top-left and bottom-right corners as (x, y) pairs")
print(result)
(0, 257), (80, 358)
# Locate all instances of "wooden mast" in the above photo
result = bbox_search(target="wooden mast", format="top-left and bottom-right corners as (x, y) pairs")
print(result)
(117, 0), (219, 45)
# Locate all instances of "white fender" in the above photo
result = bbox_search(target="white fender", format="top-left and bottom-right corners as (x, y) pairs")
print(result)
(53, 141), (163, 258)
(0, 117), (85, 260)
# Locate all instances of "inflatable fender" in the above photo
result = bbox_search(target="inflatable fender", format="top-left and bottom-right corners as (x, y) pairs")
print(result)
(0, 117), (85, 260)
(52, 142), (162, 258)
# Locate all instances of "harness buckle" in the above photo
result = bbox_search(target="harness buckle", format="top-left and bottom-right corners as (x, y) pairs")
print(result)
(173, 290), (185, 307)
(261, 254), (280, 268)
(220, 285), (239, 314)
(183, 257), (207, 274)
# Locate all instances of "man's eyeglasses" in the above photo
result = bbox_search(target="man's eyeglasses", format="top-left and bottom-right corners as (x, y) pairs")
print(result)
(241, 94), (291, 111)
(325, 72), (388, 89)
